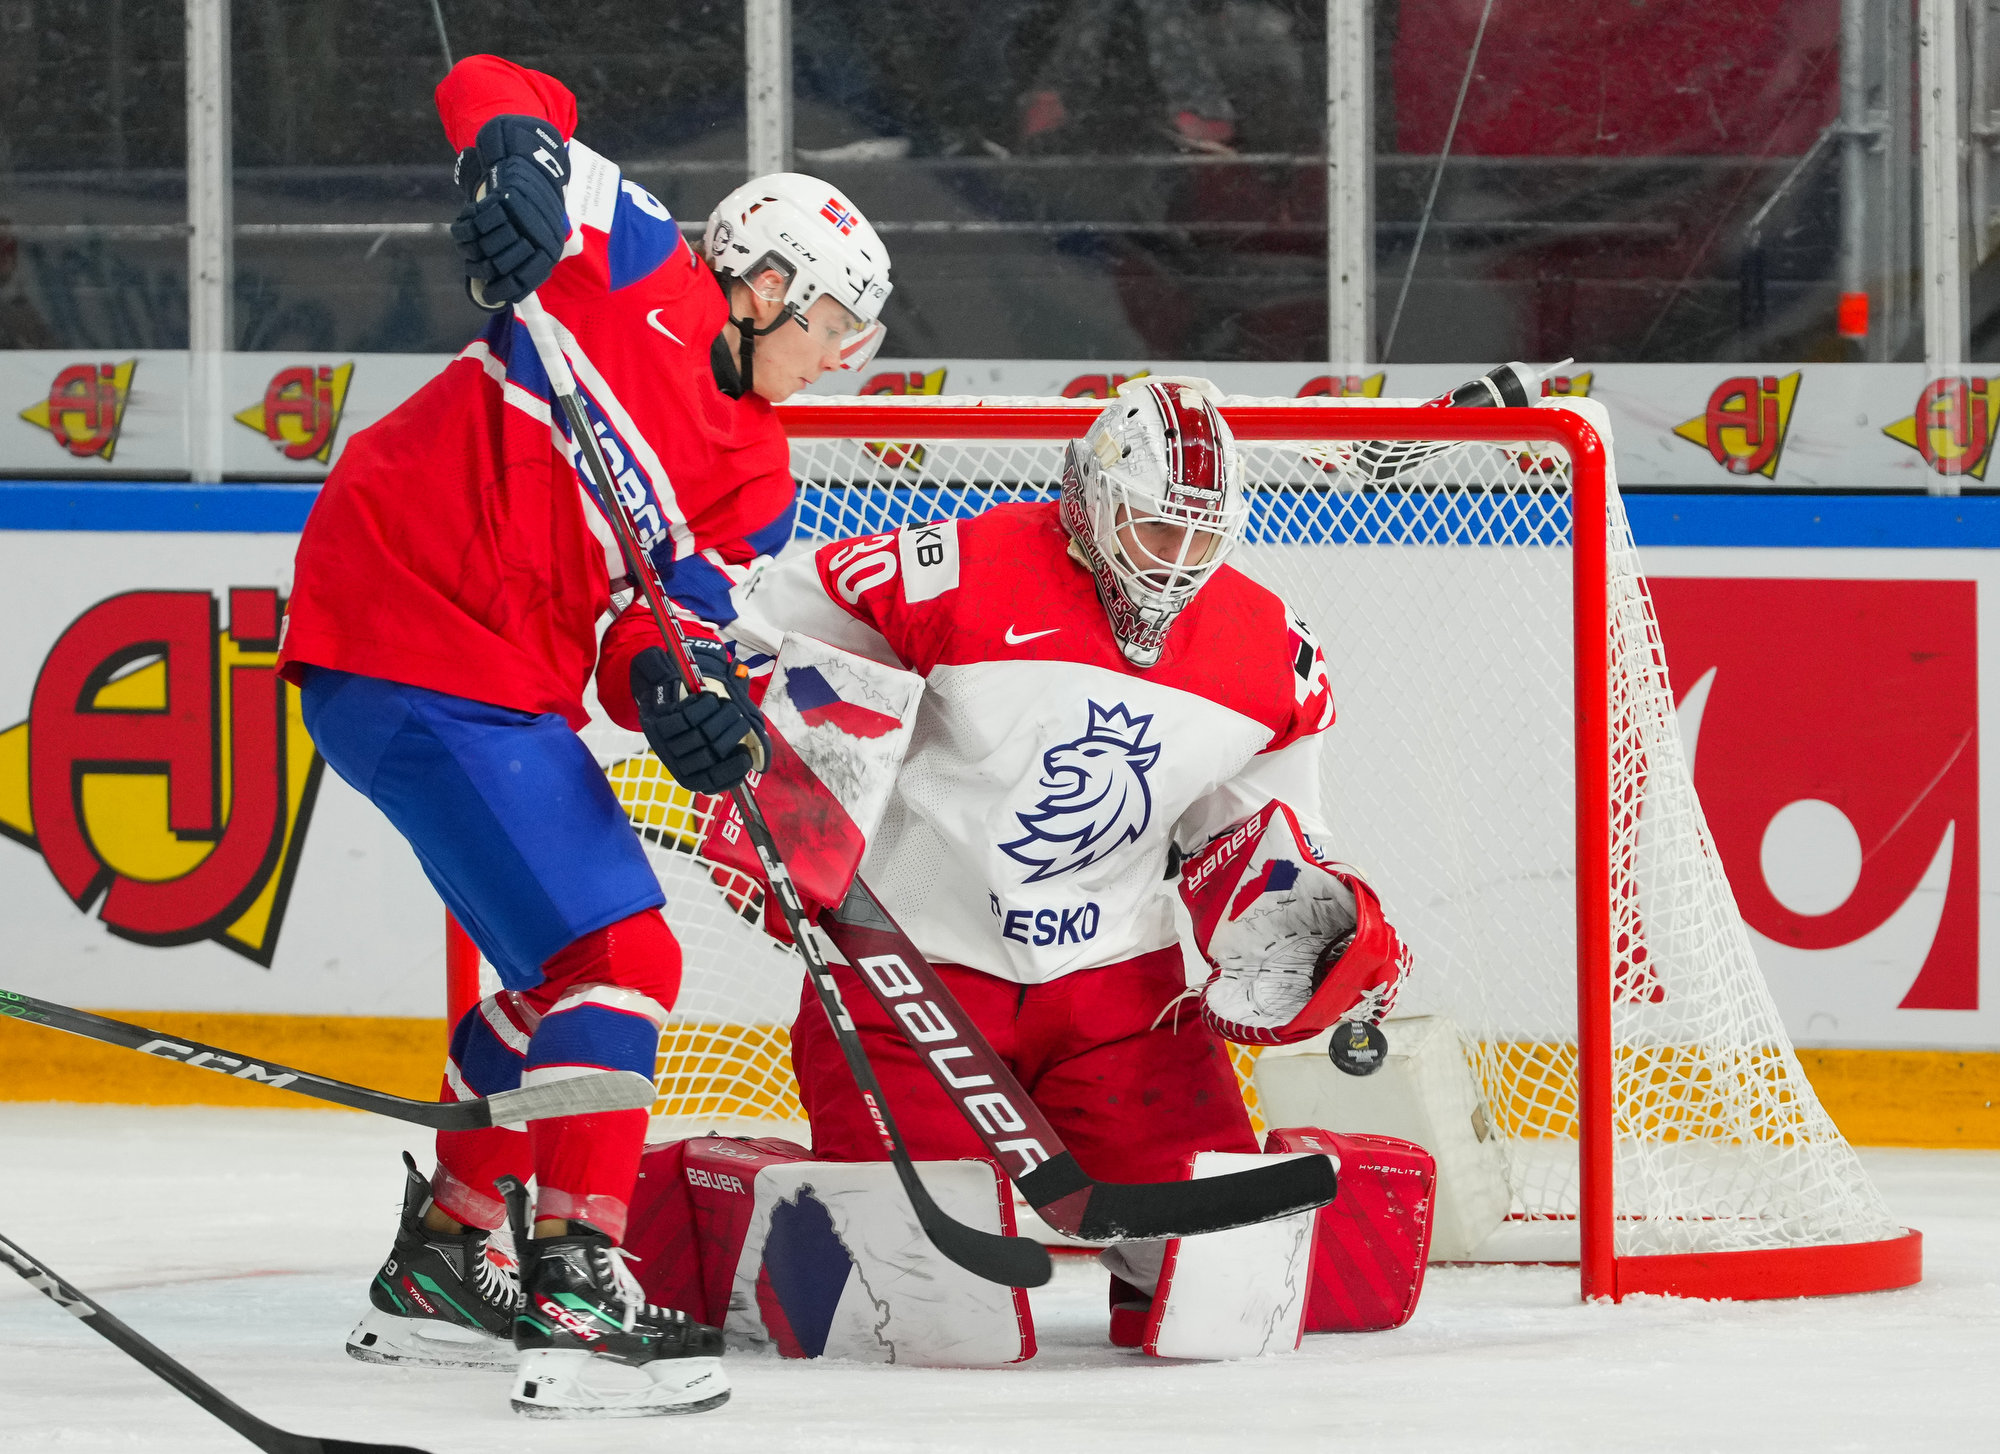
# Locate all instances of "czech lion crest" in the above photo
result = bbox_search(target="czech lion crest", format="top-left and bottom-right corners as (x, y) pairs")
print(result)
(1001, 701), (1160, 883)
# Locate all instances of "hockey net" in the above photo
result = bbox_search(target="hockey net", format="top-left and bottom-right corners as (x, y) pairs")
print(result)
(515, 394), (1908, 1296)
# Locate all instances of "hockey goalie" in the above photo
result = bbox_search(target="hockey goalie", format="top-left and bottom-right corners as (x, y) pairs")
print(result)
(601, 378), (1416, 1354)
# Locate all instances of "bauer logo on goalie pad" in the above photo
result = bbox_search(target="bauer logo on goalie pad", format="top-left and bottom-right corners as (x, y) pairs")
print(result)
(0, 588), (325, 963)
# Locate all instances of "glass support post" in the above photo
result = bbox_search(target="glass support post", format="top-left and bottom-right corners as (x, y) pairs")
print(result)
(1327, 0), (1373, 368)
(186, 0), (232, 483)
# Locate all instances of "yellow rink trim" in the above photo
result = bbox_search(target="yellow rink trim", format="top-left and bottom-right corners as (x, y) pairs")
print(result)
(1, 1014), (1994, 1148)
(0, 1011), (444, 1108)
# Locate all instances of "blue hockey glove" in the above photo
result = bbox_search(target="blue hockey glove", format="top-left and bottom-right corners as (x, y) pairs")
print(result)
(631, 641), (770, 796)
(450, 114), (570, 310)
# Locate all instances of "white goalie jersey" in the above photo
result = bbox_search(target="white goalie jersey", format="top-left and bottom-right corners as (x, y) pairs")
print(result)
(726, 502), (1336, 985)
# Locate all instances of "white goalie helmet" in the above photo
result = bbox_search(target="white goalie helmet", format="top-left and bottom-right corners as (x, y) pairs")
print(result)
(704, 172), (892, 374)
(1061, 376), (1249, 668)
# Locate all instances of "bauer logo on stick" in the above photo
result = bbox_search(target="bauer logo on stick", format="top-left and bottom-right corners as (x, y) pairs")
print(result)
(1001, 702), (1159, 883)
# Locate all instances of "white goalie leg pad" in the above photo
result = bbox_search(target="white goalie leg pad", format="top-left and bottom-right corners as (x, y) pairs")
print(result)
(725, 1154), (1034, 1367)
(1135, 1152), (1318, 1361)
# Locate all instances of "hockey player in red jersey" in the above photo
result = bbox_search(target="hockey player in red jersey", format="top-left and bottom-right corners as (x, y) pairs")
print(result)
(275, 55), (890, 1416)
(598, 377), (1409, 1344)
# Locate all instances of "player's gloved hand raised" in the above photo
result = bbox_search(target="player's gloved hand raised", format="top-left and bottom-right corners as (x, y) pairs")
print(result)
(631, 641), (770, 795)
(450, 113), (570, 310)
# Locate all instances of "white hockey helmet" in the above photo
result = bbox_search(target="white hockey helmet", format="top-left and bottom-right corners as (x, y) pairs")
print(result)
(704, 172), (892, 376)
(1061, 376), (1249, 668)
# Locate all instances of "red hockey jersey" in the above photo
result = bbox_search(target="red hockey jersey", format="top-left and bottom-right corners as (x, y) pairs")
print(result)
(278, 56), (793, 728)
(634, 502), (1338, 983)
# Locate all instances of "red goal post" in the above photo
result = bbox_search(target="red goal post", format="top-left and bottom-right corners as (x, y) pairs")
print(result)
(447, 394), (1919, 1304)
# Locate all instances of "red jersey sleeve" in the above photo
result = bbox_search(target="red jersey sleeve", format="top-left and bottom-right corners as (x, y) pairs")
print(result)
(595, 598), (725, 733)
(809, 528), (958, 673)
(1260, 606), (1336, 755)
(435, 55), (579, 151)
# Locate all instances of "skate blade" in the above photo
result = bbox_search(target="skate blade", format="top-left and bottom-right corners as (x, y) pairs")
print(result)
(346, 1306), (515, 1372)
(510, 1349), (729, 1418)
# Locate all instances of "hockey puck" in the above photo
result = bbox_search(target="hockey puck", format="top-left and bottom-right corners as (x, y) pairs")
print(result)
(1328, 1020), (1388, 1076)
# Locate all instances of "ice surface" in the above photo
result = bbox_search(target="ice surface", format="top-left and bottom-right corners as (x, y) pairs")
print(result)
(0, 1105), (1993, 1453)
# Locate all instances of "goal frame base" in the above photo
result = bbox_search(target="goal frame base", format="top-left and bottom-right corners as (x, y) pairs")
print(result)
(1598, 1228), (1923, 1302)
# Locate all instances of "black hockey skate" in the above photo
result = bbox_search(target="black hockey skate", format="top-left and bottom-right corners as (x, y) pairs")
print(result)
(501, 1179), (727, 1419)
(345, 1151), (519, 1371)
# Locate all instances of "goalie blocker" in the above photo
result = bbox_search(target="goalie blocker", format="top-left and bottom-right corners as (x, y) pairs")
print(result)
(1181, 800), (1412, 1046)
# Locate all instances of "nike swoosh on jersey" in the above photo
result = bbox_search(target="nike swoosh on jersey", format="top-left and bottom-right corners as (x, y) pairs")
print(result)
(1004, 625), (1060, 644)
(646, 309), (685, 345)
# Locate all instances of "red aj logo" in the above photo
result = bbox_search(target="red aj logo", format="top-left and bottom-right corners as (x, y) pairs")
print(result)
(1650, 578), (1978, 1015)
(18, 360), (138, 461)
(858, 366), (947, 469)
(1881, 377), (2000, 479)
(234, 362), (355, 464)
(0, 588), (325, 963)
(1672, 373), (1801, 479)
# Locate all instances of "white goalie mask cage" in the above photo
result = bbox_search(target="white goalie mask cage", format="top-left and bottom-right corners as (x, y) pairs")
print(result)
(704, 172), (893, 372)
(1060, 376), (1250, 667)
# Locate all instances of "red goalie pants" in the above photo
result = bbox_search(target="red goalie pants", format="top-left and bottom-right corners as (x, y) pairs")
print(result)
(790, 945), (1257, 1182)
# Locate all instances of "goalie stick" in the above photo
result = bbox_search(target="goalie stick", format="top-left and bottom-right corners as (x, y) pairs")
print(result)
(0, 1231), (430, 1454)
(511, 295), (1050, 1292)
(0, 991), (657, 1130)
(818, 880), (1339, 1241)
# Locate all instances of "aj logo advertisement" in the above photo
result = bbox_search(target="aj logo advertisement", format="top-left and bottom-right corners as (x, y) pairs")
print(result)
(234, 362), (355, 464)
(0, 588), (325, 964)
(1673, 373), (1802, 479)
(18, 360), (138, 461)
(1882, 377), (2000, 480)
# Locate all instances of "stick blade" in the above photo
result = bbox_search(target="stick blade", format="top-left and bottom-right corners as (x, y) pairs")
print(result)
(916, 1202), (1053, 1289)
(1066, 1154), (1337, 1242)
(482, 1071), (658, 1126)
(312, 1441), (436, 1454)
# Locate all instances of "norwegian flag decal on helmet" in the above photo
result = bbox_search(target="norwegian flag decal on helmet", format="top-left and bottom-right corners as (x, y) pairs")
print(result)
(820, 197), (858, 235)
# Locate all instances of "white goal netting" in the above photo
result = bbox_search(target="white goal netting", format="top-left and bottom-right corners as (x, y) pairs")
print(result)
(573, 395), (1901, 1262)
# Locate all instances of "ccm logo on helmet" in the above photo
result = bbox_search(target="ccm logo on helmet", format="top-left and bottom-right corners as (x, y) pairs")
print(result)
(855, 953), (1051, 1175)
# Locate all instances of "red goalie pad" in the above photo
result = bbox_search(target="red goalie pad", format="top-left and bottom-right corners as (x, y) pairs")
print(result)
(1181, 801), (1411, 1045)
(1265, 1127), (1435, 1333)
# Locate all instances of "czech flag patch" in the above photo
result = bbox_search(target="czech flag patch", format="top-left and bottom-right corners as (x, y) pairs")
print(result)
(786, 664), (904, 738)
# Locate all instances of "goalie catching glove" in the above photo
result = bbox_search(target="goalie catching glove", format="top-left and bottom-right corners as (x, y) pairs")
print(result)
(1180, 801), (1410, 1046)
(631, 639), (770, 795)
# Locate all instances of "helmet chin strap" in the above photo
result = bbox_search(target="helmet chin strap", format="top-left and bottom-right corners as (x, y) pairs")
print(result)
(724, 295), (793, 400)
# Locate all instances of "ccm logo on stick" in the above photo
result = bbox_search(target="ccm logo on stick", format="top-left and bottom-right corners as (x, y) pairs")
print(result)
(136, 1039), (298, 1087)
(856, 953), (1051, 1175)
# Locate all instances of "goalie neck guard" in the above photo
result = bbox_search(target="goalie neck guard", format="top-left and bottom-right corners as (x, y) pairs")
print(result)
(704, 173), (893, 394)
(1061, 377), (1249, 668)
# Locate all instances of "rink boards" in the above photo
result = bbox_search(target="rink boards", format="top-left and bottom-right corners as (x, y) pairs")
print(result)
(0, 485), (1995, 1145)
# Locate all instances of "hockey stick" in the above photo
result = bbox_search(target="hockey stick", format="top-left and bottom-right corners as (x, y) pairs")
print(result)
(511, 295), (1050, 1291)
(820, 881), (1339, 1241)
(0, 1231), (429, 1454)
(0, 991), (656, 1130)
